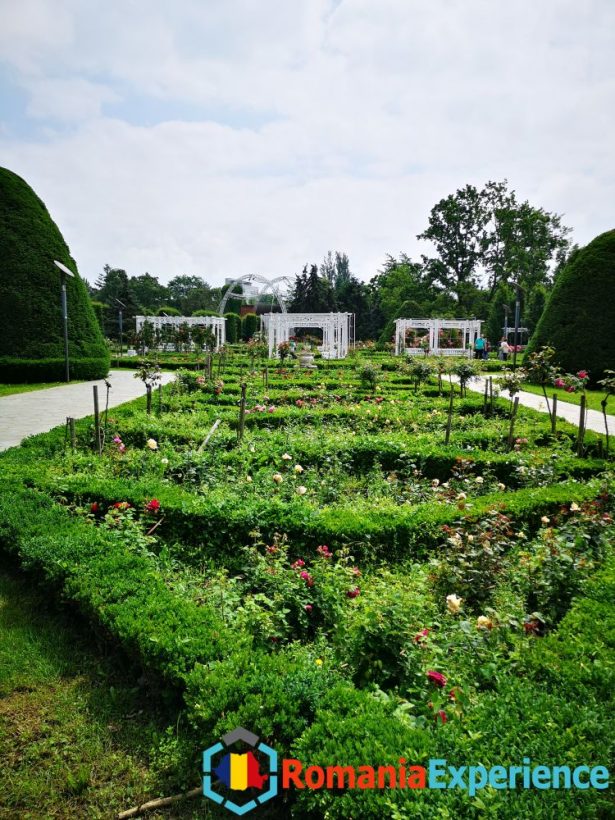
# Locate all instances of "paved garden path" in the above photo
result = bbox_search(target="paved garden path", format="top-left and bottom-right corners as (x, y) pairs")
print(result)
(0, 370), (175, 452)
(461, 375), (614, 435)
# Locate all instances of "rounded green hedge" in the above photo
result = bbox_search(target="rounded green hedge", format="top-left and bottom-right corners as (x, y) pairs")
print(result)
(526, 229), (615, 381)
(0, 167), (109, 382)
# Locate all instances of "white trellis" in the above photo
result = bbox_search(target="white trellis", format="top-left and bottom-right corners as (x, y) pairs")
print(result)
(135, 315), (226, 351)
(262, 313), (353, 359)
(395, 318), (482, 357)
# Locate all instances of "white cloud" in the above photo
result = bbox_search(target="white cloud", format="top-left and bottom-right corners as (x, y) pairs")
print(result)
(0, 0), (614, 284)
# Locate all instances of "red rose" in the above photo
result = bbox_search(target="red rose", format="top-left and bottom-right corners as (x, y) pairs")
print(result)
(90, 502), (100, 514)
(145, 498), (161, 513)
(427, 670), (447, 688)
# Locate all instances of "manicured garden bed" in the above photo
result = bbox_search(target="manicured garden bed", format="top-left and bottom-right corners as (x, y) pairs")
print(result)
(0, 350), (613, 818)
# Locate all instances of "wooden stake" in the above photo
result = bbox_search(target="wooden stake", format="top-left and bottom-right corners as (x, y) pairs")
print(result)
(146, 384), (152, 415)
(577, 394), (586, 457)
(551, 394), (558, 435)
(93, 385), (102, 454)
(69, 416), (76, 450)
(507, 396), (519, 450)
(238, 382), (247, 442)
(157, 384), (162, 416)
(444, 389), (454, 445)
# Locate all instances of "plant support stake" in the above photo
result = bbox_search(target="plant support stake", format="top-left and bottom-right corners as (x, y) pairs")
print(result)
(551, 394), (558, 435)
(444, 389), (454, 445)
(238, 382), (247, 442)
(93, 386), (102, 455)
(507, 397), (519, 450)
(577, 394), (587, 457)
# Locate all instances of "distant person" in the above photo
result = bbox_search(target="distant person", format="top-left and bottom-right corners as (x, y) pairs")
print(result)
(474, 335), (485, 360)
(499, 338), (511, 361)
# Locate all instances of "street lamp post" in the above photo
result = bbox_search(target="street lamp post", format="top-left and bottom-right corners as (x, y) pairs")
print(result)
(54, 260), (74, 382)
(115, 299), (126, 359)
(512, 285), (522, 372)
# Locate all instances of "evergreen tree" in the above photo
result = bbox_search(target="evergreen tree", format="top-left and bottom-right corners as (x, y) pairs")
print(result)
(525, 229), (615, 382)
(0, 167), (109, 381)
(485, 282), (514, 345)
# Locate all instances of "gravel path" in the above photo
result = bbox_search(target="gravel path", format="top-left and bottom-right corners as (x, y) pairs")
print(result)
(0, 370), (175, 451)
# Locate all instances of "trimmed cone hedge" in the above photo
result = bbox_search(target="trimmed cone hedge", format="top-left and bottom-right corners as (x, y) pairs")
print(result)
(0, 167), (109, 381)
(526, 229), (615, 382)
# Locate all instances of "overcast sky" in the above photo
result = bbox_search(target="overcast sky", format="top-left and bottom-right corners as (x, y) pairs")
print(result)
(1, 0), (614, 286)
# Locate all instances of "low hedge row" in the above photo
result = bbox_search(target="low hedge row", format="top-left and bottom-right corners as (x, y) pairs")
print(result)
(0, 355), (110, 383)
(0, 483), (227, 685)
(20, 471), (604, 564)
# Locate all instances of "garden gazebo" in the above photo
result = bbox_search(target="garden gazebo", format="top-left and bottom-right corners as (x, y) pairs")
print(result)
(135, 315), (226, 351)
(262, 313), (354, 359)
(395, 318), (481, 357)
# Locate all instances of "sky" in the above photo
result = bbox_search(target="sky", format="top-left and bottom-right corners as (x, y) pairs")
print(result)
(1, 0), (614, 287)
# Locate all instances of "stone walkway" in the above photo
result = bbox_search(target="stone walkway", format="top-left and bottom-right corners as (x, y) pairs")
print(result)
(462, 375), (613, 435)
(0, 370), (175, 451)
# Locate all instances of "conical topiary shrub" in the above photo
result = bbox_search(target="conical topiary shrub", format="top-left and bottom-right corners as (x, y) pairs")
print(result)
(0, 167), (109, 382)
(525, 229), (615, 382)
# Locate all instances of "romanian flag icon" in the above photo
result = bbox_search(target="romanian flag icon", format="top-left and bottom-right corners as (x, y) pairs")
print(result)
(214, 751), (269, 791)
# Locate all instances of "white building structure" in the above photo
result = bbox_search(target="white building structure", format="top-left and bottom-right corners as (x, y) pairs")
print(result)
(262, 313), (353, 359)
(135, 315), (226, 351)
(395, 318), (481, 357)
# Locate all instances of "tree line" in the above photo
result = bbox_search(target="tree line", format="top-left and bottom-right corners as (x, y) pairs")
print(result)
(89, 180), (573, 344)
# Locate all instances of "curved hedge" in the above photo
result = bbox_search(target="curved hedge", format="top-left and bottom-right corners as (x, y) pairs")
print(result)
(0, 167), (109, 381)
(526, 229), (615, 381)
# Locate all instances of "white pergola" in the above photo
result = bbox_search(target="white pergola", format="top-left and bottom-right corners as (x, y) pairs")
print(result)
(136, 315), (226, 351)
(262, 313), (353, 359)
(395, 318), (481, 357)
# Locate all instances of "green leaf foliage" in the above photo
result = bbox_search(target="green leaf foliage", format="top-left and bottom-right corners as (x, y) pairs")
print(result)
(0, 167), (109, 380)
(526, 229), (615, 381)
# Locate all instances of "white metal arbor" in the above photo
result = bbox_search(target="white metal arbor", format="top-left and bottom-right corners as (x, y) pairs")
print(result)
(262, 313), (354, 359)
(135, 315), (226, 350)
(395, 318), (481, 357)
(218, 274), (292, 315)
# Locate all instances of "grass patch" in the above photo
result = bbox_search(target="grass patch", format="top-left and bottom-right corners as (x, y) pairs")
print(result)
(520, 382), (610, 413)
(0, 381), (88, 398)
(0, 568), (210, 819)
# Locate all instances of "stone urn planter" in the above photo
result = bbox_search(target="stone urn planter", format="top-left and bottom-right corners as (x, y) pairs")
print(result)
(298, 352), (317, 369)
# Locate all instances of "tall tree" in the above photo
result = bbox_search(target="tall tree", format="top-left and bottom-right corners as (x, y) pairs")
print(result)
(290, 265), (335, 313)
(94, 265), (139, 338)
(418, 184), (489, 312)
(129, 273), (168, 313)
(167, 275), (215, 314)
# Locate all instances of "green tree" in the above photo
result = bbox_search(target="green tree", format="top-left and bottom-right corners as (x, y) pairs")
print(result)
(241, 312), (259, 341)
(525, 284), (548, 336)
(94, 265), (140, 339)
(0, 167), (109, 381)
(290, 265), (335, 312)
(485, 282), (514, 345)
(167, 275), (215, 314)
(130, 273), (168, 312)
(525, 229), (615, 382)
(224, 312), (241, 344)
(418, 184), (489, 311)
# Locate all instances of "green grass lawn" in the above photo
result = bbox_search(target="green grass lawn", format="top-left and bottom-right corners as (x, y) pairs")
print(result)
(520, 382), (611, 414)
(0, 568), (209, 819)
(0, 381), (85, 398)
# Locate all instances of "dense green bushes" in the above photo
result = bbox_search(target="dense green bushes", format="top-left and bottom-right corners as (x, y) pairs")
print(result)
(526, 229), (615, 381)
(0, 167), (109, 381)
